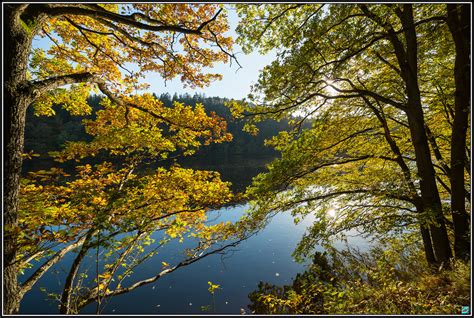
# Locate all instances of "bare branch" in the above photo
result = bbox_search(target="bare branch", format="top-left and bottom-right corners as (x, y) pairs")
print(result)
(206, 27), (242, 70)
(330, 78), (407, 110)
(19, 234), (88, 297)
(59, 229), (96, 313)
(43, 5), (223, 35)
(286, 188), (416, 208)
(77, 238), (245, 309)
(27, 72), (95, 101)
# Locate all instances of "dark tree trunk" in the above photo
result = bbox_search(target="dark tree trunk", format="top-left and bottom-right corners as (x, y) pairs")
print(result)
(405, 107), (453, 264)
(396, 5), (452, 264)
(446, 4), (470, 261)
(364, 97), (437, 265)
(420, 225), (437, 265)
(4, 4), (35, 314)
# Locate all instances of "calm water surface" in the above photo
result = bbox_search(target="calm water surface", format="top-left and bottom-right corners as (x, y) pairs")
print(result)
(20, 204), (369, 314)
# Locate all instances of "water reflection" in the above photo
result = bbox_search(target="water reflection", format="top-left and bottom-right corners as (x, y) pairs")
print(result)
(19, 201), (369, 314)
(18, 157), (371, 314)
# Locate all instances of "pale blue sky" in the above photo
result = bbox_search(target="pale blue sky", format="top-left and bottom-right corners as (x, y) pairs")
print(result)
(142, 7), (276, 99)
(32, 5), (276, 100)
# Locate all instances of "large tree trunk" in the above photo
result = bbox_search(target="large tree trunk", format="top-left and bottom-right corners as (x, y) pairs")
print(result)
(363, 97), (437, 265)
(405, 106), (453, 264)
(397, 5), (453, 264)
(446, 4), (470, 261)
(4, 4), (34, 314)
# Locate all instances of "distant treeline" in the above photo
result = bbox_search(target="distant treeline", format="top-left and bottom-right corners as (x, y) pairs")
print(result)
(23, 93), (295, 177)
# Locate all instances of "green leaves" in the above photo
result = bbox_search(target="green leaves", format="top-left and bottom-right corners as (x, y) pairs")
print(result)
(248, 243), (470, 314)
(235, 3), (459, 263)
(236, 4), (324, 54)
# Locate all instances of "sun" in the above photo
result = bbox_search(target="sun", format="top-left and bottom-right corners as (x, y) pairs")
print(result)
(327, 208), (337, 218)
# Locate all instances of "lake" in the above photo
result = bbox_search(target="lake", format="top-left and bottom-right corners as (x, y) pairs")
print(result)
(19, 203), (370, 314)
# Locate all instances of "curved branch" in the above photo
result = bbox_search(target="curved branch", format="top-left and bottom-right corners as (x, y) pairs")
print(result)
(95, 81), (190, 129)
(76, 238), (245, 309)
(64, 17), (132, 74)
(59, 229), (96, 314)
(287, 188), (416, 207)
(19, 234), (89, 297)
(27, 72), (96, 101)
(43, 5), (223, 35)
(330, 78), (407, 110)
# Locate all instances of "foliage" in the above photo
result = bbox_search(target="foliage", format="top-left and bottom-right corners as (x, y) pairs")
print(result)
(23, 93), (292, 171)
(207, 281), (221, 295)
(200, 281), (221, 313)
(8, 3), (253, 314)
(248, 239), (470, 315)
(17, 88), (247, 312)
(50, 94), (232, 161)
(235, 3), (469, 263)
(29, 3), (235, 107)
(22, 93), (295, 198)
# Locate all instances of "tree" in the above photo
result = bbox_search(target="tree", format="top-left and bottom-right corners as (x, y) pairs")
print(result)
(4, 3), (239, 314)
(445, 4), (470, 261)
(234, 4), (469, 264)
(17, 91), (239, 314)
(19, 162), (241, 314)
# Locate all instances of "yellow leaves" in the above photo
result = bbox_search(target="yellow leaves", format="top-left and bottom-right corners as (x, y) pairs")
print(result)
(98, 272), (112, 280)
(167, 228), (179, 239)
(22, 151), (40, 160)
(243, 123), (259, 136)
(35, 3), (234, 92)
(57, 94), (232, 162)
(97, 282), (109, 292)
(91, 196), (108, 206)
(225, 99), (245, 119)
(33, 94), (55, 116)
(161, 261), (170, 268)
(32, 84), (92, 117)
(208, 281), (221, 295)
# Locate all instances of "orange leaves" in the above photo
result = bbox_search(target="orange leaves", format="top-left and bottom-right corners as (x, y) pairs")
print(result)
(32, 4), (234, 104)
(20, 4), (242, 277)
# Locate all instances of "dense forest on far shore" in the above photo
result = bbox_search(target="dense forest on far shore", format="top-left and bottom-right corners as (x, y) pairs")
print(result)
(22, 93), (297, 191)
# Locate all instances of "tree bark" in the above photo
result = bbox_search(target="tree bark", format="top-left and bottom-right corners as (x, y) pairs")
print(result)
(446, 4), (470, 260)
(361, 96), (437, 265)
(395, 5), (452, 264)
(3, 4), (36, 314)
(405, 106), (453, 264)
(419, 225), (437, 265)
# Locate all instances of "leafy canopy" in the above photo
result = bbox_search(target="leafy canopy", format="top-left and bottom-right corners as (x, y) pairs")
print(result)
(234, 4), (462, 260)
(15, 4), (248, 313)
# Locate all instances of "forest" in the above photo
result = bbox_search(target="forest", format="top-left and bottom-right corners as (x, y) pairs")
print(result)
(3, 3), (471, 315)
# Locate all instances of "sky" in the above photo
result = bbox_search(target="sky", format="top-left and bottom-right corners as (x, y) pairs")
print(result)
(32, 5), (277, 100)
(142, 7), (277, 100)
